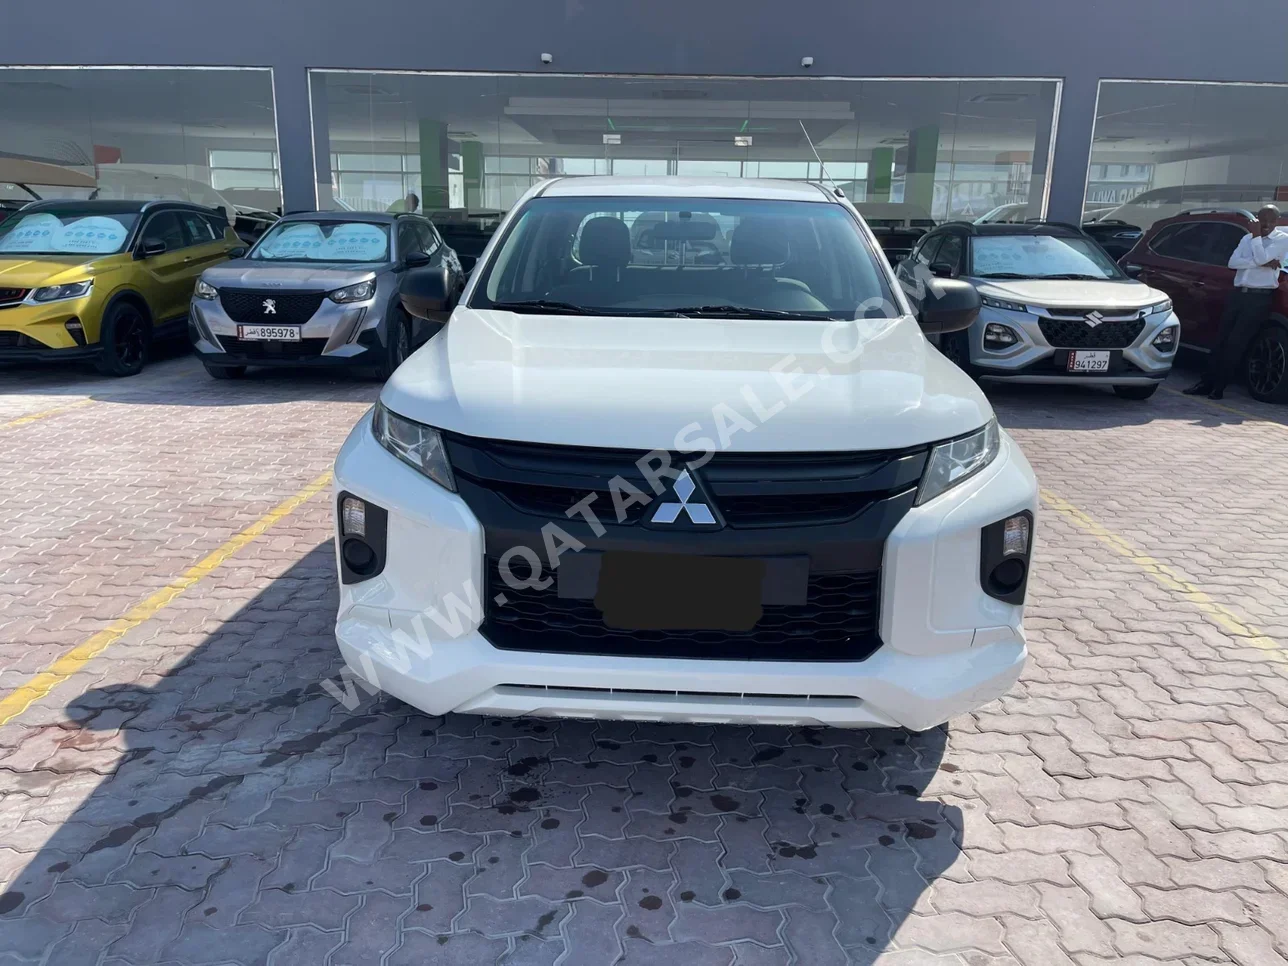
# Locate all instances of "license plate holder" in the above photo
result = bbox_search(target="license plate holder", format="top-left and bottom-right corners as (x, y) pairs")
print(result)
(236, 324), (301, 342)
(1066, 350), (1111, 373)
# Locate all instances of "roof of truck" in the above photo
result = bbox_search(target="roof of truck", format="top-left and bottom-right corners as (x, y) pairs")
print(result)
(539, 176), (835, 203)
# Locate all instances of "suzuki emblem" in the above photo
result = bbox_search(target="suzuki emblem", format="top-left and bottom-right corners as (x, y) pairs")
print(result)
(650, 469), (718, 526)
(1084, 311), (1106, 328)
(262, 298), (277, 315)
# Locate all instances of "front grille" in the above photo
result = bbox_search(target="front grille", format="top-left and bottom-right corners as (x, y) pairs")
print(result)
(1039, 316), (1145, 349)
(217, 336), (328, 360)
(483, 558), (882, 662)
(217, 289), (327, 325)
(0, 288), (28, 308)
(0, 331), (43, 348)
(447, 436), (926, 530)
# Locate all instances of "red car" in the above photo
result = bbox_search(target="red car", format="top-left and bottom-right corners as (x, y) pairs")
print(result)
(1121, 209), (1288, 402)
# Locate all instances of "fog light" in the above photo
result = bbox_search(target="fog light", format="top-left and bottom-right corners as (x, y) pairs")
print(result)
(983, 323), (1019, 349)
(341, 537), (377, 575)
(65, 318), (86, 346)
(1002, 514), (1030, 556)
(1152, 326), (1178, 352)
(990, 558), (1027, 594)
(341, 497), (367, 537)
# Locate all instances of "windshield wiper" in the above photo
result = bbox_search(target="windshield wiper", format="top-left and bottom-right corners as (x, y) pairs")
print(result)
(1034, 273), (1112, 280)
(975, 272), (1031, 279)
(490, 299), (598, 315)
(656, 304), (838, 320)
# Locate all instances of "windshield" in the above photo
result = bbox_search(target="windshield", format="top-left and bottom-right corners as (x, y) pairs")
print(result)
(970, 234), (1125, 280)
(249, 220), (390, 263)
(0, 209), (137, 256)
(473, 196), (894, 319)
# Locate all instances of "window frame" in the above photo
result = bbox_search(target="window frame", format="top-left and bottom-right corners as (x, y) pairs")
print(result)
(137, 209), (192, 253)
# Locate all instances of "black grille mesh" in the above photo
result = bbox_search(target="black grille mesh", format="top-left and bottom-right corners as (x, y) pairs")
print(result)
(1039, 317), (1145, 349)
(483, 558), (882, 662)
(218, 289), (326, 325)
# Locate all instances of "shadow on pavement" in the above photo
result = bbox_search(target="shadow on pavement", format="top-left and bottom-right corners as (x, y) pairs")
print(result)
(0, 547), (960, 965)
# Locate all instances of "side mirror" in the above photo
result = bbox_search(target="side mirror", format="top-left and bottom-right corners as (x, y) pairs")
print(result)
(1121, 262), (1143, 278)
(918, 278), (980, 335)
(400, 265), (452, 320)
(136, 240), (166, 259)
(930, 263), (956, 279)
(227, 245), (247, 259)
(404, 250), (432, 269)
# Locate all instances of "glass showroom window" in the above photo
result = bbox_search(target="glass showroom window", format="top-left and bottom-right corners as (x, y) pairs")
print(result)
(0, 67), (281, 221)
(309, 71), (1059, 227)
(1086, 81), (1288, 230)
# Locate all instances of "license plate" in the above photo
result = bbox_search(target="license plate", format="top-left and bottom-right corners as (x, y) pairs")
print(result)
(593, 552), (766, 631)
(1067, 350), (1110, 373)
(236, 324), (301, 341)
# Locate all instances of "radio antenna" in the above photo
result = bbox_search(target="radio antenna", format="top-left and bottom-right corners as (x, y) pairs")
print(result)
(799, 120), (844, 198)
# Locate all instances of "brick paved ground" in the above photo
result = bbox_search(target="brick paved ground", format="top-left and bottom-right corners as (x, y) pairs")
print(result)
(1, 355), (1288, 965)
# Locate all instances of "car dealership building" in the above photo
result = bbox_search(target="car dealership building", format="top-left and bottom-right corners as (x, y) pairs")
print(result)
(3, 0), (1286, 232)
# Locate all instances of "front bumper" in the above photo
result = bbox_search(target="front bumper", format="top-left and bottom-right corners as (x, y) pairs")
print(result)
(189, 294), (387, 368)
(331, 414), (1037, 731)
(968, 308), (1179, 385)
(0, 295), (100, 362)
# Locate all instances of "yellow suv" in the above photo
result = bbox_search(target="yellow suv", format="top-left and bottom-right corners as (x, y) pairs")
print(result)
(0, 200), (243, 376)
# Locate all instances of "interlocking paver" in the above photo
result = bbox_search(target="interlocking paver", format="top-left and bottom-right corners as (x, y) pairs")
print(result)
(3, 360), (1288, 963)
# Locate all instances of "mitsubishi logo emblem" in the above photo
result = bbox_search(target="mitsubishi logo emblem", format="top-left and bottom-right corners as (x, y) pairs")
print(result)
(1084, 311), (1106, 328)
(650, 468), (718, 526)
(262, 298), (277, 315)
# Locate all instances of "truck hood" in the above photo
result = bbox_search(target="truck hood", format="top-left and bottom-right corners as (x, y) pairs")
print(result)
(380, 308), (993, 452)
(201, 260), (385, 290)
(973, 277), (1165, 310)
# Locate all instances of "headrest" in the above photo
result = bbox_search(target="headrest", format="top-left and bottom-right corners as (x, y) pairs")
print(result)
(730, 217), (790, 266)
(578, 216), (632, 269)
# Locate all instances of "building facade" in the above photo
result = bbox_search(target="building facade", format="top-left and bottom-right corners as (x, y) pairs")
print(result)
(3, 0), (1287, 232)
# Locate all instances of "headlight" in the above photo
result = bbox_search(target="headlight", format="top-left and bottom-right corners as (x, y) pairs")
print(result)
(330, 279), (376, 303)
(981, 295), (1026, 313)
(371, 402), (455, 491)
(1145, 299), (1172, 316)
(29, 280), (93, 303)
(194, 279), (218, 300)
(916, 418), (1001, 506)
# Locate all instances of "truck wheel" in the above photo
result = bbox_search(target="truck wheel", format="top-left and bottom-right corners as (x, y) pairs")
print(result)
(1246, 327), (1288, 403)
(1113, 384), (1159, 400)
(93, 302), (149, 377)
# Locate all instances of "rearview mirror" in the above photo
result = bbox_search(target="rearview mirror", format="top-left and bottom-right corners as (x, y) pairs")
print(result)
(400, 265), (452, 320)
(918, 278), (980, 335)
(136, 240), (166, 259)
(403, 250), (432, 269)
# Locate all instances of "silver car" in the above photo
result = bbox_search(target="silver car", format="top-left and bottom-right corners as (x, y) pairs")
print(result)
(189, 211), (462, 379)
(897, 223), (1180, 400)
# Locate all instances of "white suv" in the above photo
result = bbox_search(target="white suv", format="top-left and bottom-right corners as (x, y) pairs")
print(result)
(330, 177), (1038, 732)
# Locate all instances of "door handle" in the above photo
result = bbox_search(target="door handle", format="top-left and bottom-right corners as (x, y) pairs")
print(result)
(183, 256), (193, 262)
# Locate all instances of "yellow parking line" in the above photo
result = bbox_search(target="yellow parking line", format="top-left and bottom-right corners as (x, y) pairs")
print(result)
(0, 399), (95, 431)
(1040, 487), (1283, 661)
(0, 470), (334, 726)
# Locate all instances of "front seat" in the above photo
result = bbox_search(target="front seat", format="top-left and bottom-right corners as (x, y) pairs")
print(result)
(548, 216), (633, 304)
(729, 218), (820, 308)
